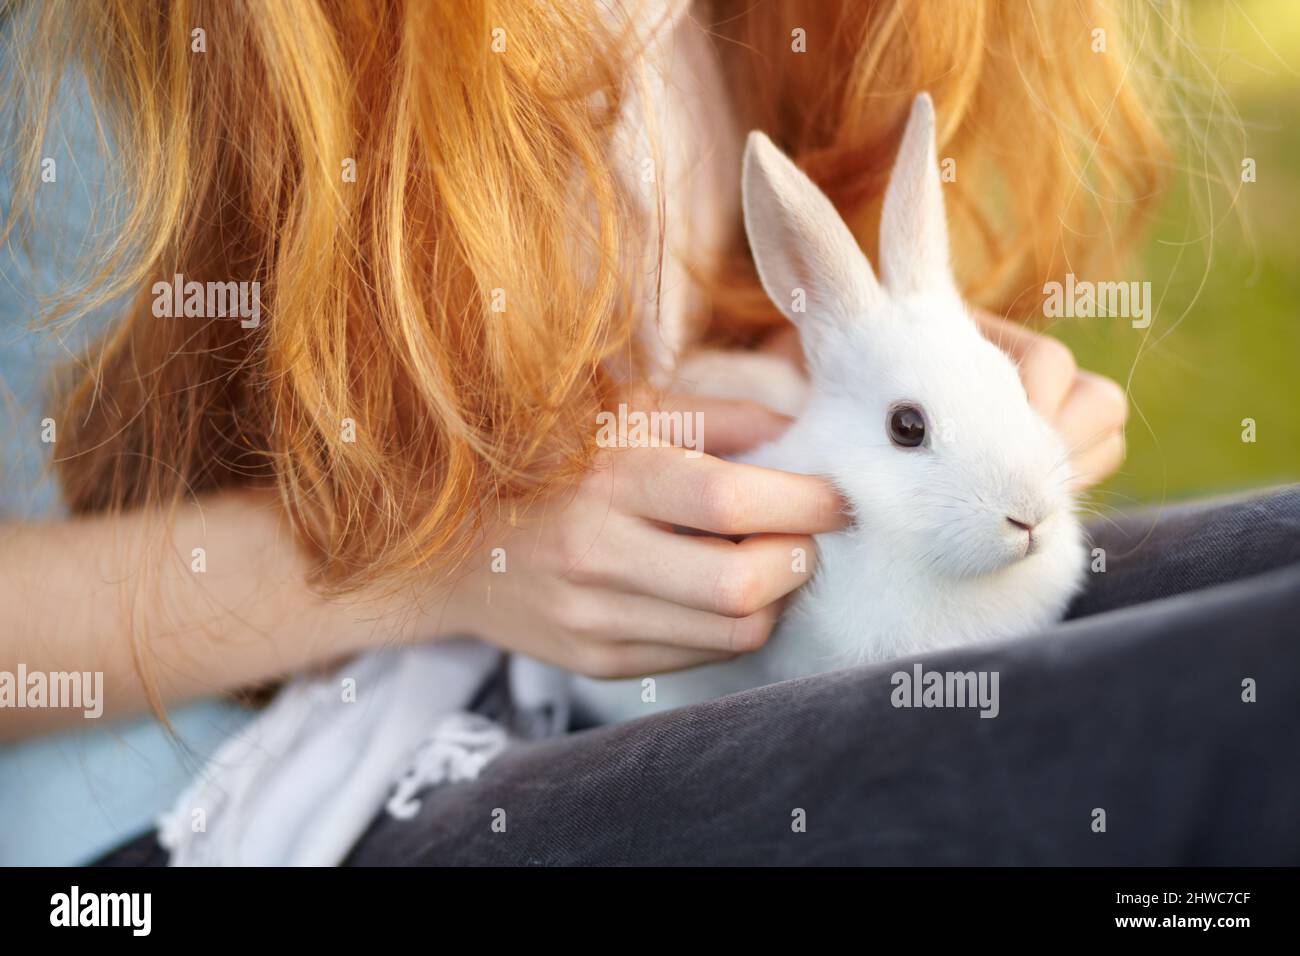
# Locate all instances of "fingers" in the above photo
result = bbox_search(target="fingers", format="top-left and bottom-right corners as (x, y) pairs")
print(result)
(587, 525), (817, 617)
(1069, 430), (1126, 490)
(614, 446), (848, 536)
(973, 309), (1127, 487)
(1054, 370), (1129, 455)
(973, 310), (1077, 416)
(572, 639), (739, 680)
(567, 590), (784, 655)
(622, 391), (794, 458)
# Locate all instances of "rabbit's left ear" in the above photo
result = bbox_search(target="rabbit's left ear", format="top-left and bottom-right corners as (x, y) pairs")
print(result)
(879, 93), (956, 297)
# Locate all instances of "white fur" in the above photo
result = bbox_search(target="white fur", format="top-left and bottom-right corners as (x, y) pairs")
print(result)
(573, 94), (1086, 722)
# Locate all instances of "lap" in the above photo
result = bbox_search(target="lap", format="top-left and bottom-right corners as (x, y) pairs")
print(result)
(96, 488), (1300, 866)
(345, 560), (1300, 865)
(1068, 484), (1300, 618)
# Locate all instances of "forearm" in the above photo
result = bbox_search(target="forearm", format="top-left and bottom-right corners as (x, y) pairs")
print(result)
(0, 488), (442, 740)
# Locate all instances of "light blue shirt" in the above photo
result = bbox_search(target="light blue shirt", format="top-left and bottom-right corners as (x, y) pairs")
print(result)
(0, 73), (253, 865)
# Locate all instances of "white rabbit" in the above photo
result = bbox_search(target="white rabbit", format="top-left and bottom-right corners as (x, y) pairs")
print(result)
(569, 93), (1086, 724)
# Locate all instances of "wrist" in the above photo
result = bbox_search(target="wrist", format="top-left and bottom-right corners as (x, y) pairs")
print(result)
(325, 568), (476, 652)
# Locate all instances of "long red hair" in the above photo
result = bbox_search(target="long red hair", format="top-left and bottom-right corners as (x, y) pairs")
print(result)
(1, 0), (1172, 690)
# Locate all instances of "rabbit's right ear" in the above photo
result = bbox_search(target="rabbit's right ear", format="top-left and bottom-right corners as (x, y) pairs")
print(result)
(743, 132), (883, 335)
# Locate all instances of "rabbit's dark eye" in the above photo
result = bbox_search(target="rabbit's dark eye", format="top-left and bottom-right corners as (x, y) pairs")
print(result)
(887, 404), (926, 448)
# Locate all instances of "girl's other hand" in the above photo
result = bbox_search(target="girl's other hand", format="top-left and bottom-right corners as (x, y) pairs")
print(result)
(440, 395), (847, 678)
(973, 310), (1129, 489)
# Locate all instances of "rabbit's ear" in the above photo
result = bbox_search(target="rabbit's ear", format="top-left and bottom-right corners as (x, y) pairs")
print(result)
(743, 131), (883, 334)
(879, 93), (955, 297)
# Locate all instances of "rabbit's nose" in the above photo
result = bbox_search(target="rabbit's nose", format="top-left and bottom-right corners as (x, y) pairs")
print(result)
(1005, 515), (1040, 556)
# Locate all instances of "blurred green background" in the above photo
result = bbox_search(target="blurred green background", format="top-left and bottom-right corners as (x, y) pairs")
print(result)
(1053, 0), (1299, 508)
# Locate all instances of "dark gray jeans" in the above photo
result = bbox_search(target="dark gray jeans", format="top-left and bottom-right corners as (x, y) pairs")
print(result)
(103, 487), (1300, 866)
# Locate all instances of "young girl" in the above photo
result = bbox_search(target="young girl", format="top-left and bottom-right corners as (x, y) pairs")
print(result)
(2, 1), (1294, 866)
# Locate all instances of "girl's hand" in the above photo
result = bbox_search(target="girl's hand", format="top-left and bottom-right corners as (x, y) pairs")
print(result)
(441, 395), (848, 678)
(973, 311), (1128, 489)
